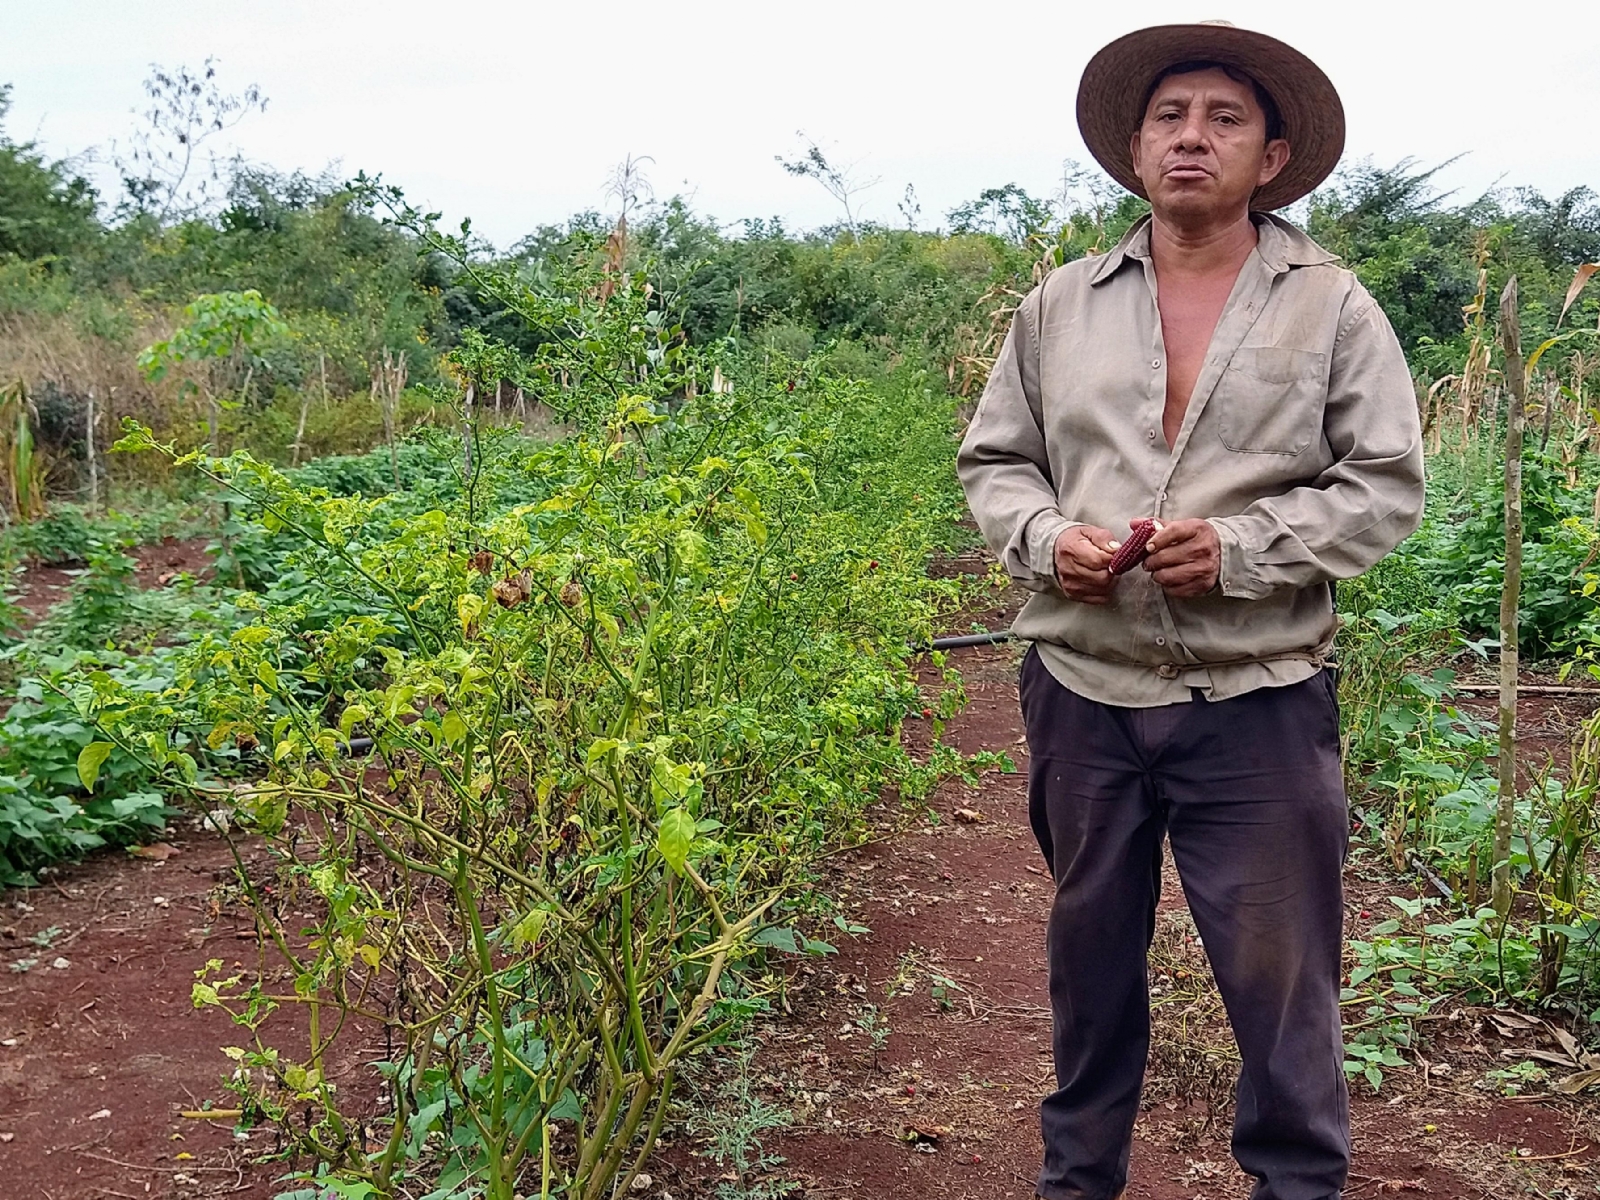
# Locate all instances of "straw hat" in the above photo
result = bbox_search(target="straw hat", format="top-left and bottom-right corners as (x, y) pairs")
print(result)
(1076, 20), (1345, 211)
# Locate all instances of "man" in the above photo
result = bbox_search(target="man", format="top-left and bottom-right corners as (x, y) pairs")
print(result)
(957, 20), (1424, 1200)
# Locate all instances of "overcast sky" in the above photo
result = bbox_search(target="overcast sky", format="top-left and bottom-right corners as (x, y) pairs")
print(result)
(6, 1), (1598, 248)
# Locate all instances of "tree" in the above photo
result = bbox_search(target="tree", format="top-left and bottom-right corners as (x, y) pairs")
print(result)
(137, 289), (288, 450)
(114, 59), (266, 222)
(947, 184), (1054, 243)
(776, 134), (878, 243)
(0, 85), (100, 260)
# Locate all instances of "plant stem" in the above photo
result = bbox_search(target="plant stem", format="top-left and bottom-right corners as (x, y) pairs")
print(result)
(1493, 276), (1526, 917)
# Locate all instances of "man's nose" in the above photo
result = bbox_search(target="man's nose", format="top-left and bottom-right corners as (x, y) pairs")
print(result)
(1175, 109), (1209, 150)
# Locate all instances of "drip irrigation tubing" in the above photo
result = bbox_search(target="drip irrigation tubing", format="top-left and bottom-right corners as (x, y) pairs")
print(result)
(925, 630), (1014, 650)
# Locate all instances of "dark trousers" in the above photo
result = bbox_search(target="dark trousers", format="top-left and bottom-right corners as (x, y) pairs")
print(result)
(1019, 646), (1350, 1200)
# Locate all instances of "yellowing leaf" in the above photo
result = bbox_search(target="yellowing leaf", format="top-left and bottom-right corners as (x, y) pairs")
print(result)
(441, 712), (468, 746)
(77, 742), (113, 794)
(509, 907), (549, 949)
(255, 661), (279, 691)
(340, 704), (371, 737)
(657, 807), (695, 875)
(457, 592), (485, 637)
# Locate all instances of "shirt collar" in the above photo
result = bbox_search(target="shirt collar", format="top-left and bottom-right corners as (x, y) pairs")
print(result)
(1087, 211), (1338, 286)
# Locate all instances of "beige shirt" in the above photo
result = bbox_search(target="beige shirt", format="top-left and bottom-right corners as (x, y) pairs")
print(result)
(957, 213), (1425, 707)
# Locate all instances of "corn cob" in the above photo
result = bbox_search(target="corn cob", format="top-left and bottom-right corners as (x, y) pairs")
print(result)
(1108, 518), (1158, 576)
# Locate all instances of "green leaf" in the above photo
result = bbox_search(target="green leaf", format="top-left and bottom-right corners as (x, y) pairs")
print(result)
(754, 926), (801, 954)
(657, 807), (695, 875)
(255, 661), (279, 691)
(76, 742), (113, 794)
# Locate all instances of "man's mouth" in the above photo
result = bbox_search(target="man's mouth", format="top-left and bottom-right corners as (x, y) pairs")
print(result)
(1164, 163), (1212, 180)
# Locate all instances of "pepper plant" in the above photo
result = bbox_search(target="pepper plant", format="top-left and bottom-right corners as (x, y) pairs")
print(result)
(87, 254), (985, 1198)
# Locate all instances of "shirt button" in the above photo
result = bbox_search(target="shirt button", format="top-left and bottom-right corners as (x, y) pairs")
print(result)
(1152, 359), (1161, 369)
(1155, 636), (1167, 646)
(1147, 429), (1157, 440)
(1158, 490), (1168, 501)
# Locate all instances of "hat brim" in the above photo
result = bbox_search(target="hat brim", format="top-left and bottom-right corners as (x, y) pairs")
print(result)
(1076, 23), (1345, 211)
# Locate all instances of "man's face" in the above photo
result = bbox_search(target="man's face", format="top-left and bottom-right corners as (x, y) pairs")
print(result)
(1130, 67), (1290, 224)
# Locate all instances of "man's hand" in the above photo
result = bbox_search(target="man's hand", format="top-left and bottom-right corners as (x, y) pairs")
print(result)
(1052, 525), (1118, 604)
(1142, 518), (1221, 597)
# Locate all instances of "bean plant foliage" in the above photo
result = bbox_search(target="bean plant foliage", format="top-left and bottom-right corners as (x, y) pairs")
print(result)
(84, 240), (989, 1198)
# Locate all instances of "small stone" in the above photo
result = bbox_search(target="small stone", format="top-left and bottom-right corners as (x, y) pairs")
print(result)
(50, 957), (69, 970)
(88, 1108), (111, 1120)
(630, 1174), (653, 1191)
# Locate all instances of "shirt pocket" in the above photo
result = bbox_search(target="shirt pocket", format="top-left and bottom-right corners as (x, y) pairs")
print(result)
(1215, 346), (1327, 455)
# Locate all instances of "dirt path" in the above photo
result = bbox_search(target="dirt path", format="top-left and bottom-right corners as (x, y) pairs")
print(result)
(0, 825), (289, 1199)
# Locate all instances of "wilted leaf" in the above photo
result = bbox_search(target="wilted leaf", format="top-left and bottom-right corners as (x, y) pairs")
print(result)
(1550, 1024), (1583, 1062)
(1559, 263), (1598, 327)
(1555, 1067), (1600, 1094)
(129, 842), (179, 862)
(77, 742), (113, 794)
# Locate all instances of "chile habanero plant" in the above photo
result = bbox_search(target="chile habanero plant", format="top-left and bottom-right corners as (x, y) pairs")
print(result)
(96, 359), (971, 1196)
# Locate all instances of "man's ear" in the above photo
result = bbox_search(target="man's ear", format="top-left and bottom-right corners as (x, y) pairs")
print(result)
(1129, 129), (1144, 176)
(1257, 138), (1291, 188)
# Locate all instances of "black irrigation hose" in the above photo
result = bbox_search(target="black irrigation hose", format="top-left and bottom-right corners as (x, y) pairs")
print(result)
(926, 630), (1014, 651)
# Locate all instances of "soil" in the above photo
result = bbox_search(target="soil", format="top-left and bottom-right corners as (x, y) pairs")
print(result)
(11, 537), (214, 629)
(4, 552), (1599, 1198)
(0, 822), (288, 1199)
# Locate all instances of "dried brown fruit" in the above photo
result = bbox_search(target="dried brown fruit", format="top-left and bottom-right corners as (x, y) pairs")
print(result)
(559, 581), (583, 607)
(492, 578), (525, 608)
(469, 550), (495, 575)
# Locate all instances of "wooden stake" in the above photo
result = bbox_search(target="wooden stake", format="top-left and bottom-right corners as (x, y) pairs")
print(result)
(292, 352), (320, 467)
(1492, 276), (1526, 918)
(85, 386), (97, 515)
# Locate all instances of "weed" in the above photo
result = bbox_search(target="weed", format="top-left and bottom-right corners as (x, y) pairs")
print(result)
(856, 1003), (891, 1069)
(1480, 1060), (1548, 1096)
(689, 1044), (796, 1200)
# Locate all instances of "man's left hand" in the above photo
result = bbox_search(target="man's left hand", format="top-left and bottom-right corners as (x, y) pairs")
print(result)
(1142, 519), (1221, 597)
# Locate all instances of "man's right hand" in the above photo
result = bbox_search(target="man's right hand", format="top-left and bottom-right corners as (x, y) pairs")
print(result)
(1052, 525), (1118, 604)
